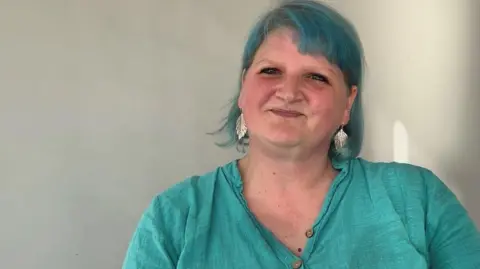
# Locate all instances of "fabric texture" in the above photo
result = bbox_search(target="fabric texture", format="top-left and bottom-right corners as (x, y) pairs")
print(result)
(122, 158), (480, 269)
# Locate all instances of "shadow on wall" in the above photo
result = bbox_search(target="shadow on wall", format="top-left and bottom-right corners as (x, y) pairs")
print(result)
(433, 0), (480, 225)
(440, 1), (480, 224)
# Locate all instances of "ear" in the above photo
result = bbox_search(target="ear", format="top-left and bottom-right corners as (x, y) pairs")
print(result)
(237, 69), (247, 110)
(341, 85), (358, 125)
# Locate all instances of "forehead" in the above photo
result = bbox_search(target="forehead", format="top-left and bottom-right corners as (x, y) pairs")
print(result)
(253, 28), (340, 74)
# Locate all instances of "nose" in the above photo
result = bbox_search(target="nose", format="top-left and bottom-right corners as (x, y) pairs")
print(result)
(274, 76), (302, 103)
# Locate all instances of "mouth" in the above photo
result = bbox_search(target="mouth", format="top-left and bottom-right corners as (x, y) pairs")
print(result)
(269, 109), (305, 118)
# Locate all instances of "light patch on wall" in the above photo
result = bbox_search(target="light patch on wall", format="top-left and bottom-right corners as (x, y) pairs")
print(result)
(393, 120), (409, 163)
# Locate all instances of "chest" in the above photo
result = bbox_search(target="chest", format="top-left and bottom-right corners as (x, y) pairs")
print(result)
(247, 198), (320, 256)
(177, 189), (429, 269)
(178, 214), (428, 269)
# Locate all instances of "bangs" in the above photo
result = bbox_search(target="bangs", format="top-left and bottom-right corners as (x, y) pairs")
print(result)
(242, 1), (364, 87)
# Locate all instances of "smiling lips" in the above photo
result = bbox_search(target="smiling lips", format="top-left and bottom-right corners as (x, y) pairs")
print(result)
(269, 109), (304, 118)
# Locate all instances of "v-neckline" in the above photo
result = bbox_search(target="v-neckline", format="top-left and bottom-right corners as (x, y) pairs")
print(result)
(228, 158), (353, 265)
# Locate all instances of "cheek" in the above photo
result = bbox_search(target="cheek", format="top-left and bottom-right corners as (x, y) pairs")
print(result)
(307, 91), (346, 126)
(308, 91), (337, 115)
(241, 79), (277, 109)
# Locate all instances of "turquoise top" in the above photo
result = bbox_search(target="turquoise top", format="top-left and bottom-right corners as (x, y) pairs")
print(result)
(122, 158), (480, 269)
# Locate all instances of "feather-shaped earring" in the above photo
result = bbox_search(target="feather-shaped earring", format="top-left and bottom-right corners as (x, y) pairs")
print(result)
(334, 125), (348, 150)
(236, 113), (247, 140)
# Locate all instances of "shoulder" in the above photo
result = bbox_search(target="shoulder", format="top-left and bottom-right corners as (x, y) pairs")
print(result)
(123, 162), (238, 267)
(348, 159), (480, 266)
(146, 160), (237, 219)
(351, 157), (442, 187)
(349, 158), (450, 203)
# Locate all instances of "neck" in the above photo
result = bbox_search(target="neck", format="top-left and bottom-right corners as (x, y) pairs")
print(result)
(239, 139), (337, 192)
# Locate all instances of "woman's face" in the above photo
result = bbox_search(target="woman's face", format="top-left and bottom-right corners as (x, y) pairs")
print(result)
(238, 28), (357, 149)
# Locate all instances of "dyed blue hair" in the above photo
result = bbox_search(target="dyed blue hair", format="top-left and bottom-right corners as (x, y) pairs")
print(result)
(215, 0), (365, 160)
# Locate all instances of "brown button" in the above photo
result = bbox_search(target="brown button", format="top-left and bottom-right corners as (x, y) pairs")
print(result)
(305, 228), (314, 238)
(292, 260), (303, 269)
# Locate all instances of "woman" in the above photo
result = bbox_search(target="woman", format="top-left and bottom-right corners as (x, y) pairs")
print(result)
(122, 1), (480, 268)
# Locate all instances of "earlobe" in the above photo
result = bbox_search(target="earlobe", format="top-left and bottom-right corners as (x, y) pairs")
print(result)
(342, 85), (357, 125)
(342, 110), (351, 126)
(238, 95), (244, 110)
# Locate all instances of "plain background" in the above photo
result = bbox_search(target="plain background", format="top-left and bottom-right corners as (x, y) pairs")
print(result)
(0, 0), (478, 268)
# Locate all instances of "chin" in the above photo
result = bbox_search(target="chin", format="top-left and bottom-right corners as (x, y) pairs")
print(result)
(264, 132), (303, 147)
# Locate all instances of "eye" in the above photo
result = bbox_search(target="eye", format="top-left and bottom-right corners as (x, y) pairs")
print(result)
(306, 73), (330, 84)
(259, 67), (281, 75)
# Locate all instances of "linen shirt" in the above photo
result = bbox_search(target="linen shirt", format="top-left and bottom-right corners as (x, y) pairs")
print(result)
(122, 158), (480, 269)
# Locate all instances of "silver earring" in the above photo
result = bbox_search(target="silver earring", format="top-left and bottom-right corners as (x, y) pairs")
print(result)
(334, 125), (348, 150)
(236, 113), (247, 140)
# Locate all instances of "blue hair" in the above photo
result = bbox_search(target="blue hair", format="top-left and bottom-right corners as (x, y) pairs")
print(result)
(215, 0), (365, 160)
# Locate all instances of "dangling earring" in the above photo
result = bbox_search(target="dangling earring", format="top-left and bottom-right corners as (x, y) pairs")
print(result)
(334, 125), (348, 150)
(236, 113), (247, 140)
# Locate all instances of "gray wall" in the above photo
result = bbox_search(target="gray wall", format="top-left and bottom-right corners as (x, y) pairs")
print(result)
(0, 1), (478, 269)
(0, 0), (265, 268)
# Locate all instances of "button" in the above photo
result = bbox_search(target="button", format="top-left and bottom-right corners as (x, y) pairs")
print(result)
(305, 228), (314, 238)
(292, 260), (303, 269)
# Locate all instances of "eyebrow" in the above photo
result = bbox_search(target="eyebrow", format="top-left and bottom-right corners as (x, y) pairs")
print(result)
(313, 58), (341, 78)
(252, 57), (338, 78)
(251, 58), (277, 67)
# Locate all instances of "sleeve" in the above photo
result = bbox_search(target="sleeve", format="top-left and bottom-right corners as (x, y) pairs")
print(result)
(423, 170), (480, 269)
(122, 195), (183, 269)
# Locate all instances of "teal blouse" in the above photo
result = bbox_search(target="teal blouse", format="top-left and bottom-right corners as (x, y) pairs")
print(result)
(122, 158), (480, 269)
